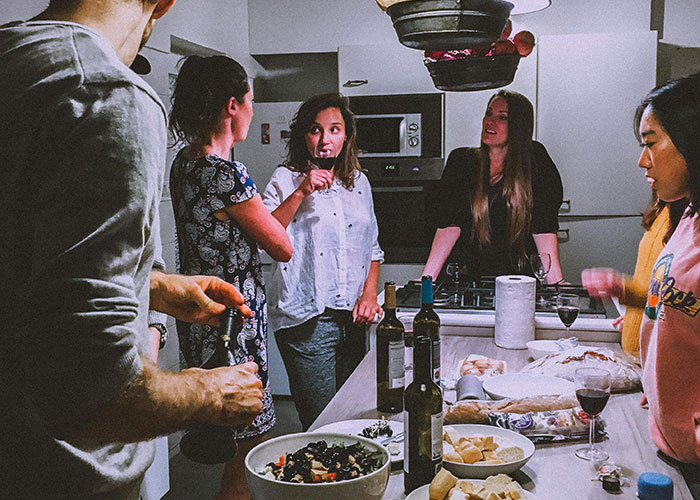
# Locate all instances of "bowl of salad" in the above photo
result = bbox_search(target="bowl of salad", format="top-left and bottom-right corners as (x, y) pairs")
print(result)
(244, 432), (391, 500)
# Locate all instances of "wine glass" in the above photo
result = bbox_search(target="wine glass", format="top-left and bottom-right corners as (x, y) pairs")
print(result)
(444, 262), (464, 306)
(313, 149), (336, 196)
(530, 252), (551, 307)
(574, 367), (611, 461)
(556, 293), (580, 329)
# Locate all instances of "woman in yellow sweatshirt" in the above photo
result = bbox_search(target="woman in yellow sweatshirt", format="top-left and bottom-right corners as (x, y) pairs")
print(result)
(582, 196), (687, 356)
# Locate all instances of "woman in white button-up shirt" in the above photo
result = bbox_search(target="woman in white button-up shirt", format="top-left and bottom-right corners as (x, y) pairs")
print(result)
(262, 93), (385, 430)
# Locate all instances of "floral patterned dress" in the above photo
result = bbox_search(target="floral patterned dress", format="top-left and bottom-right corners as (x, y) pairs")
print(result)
(169, 151), (274, 438)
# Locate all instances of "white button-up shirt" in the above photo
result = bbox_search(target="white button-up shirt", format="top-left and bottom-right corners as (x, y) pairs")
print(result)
(262, 166), (384, 333)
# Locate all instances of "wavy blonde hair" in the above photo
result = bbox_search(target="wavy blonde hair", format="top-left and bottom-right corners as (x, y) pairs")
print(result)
(471, 90), (534, 264)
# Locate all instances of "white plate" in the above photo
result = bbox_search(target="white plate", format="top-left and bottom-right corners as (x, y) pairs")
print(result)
(442, 424), (535, 479)
(482, 373), (575, 400)
(405, 479), (538, 500)
(313, 419), (403, 464)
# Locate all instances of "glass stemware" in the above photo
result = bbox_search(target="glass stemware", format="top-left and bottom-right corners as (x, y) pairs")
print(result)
(313, 149), (336, 196)
(574, 367), (611, 461)
(530, 252), (551, 307)
(556, 293), (580, 330)
(444, 262), (464, 307)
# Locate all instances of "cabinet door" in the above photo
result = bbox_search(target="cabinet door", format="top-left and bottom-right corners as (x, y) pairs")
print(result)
(248, 0), (397, 55)
(444, 45), (538, 153)
(537, 31), (657, 216)
(338, 44), (439, 96)
(558, 216), (644, 283)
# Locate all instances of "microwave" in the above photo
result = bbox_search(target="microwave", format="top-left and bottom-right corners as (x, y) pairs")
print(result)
(349, 93), (443, 160)
(355, 113), (422, 157)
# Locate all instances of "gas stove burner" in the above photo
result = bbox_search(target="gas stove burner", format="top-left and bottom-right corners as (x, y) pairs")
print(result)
(394, 277), (607, 317)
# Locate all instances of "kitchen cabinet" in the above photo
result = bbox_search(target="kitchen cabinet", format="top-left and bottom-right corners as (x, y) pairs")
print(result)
(248, 0), (396, 55)
(661, 0), (700, 47)
(558, 216), (645, 283)
(443, 45), (538, 153)
(338, 44), (438, 96)
(537, 31), (657, 217)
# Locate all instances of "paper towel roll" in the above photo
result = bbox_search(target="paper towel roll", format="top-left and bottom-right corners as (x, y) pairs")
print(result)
(494, 275), (536, 349)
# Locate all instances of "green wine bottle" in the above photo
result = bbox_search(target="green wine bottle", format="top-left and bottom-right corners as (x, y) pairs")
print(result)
(413, 275), (441, 383)
(403, 335), (443, 494)
(376, 281), (405, 413)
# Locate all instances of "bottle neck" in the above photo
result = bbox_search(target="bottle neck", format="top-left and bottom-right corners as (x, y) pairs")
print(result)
(413, 338), (432, 382)
(383, 307), (397, 320)
(420, 276), (433, 305)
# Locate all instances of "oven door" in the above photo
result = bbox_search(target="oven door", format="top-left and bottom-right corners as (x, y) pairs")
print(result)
(371, 182), (441, 264)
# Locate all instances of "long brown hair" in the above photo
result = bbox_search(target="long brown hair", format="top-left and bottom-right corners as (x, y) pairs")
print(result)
(471, 90), (534, 262)
(285, 93), (361, 189)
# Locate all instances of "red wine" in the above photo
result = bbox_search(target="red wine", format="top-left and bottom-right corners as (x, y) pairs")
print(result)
(314, 157), (336, 170)
(576, 388), (609, 416)
(557, 305), (579, 327)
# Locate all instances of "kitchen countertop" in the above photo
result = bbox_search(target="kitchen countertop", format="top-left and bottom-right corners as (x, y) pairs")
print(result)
(309, 335), (693, 499)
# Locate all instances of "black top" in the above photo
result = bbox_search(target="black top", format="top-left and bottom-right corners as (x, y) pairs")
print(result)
(435, 141), (563, 280)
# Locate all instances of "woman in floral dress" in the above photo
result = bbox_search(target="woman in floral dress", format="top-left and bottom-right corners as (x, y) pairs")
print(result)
(169, 55), (291, 500)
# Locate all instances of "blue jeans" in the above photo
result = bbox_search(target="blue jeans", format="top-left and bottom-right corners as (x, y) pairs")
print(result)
(275, 309), (366, 430)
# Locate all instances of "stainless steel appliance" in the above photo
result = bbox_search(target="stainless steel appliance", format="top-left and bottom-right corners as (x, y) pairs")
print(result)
(395, 278), (607, 318)
(351, 93), (445, 264)
(355, 113), (422, 157)
(351, 93), (443, 160)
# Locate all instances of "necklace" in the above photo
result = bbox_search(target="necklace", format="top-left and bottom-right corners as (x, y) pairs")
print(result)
(489, 172), (503, 185)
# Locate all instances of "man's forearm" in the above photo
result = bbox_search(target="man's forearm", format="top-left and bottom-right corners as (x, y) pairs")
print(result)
(70, 359), (206, 443)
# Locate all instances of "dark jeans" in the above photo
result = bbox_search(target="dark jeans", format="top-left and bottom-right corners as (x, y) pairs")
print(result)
(275, 309), (367, 430)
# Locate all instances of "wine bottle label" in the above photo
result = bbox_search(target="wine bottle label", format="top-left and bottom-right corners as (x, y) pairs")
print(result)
(431, 411), (443, 460)
(403, 410), (409, 474)
(388, 340), (405, 389)
(432, 339), (441, 383)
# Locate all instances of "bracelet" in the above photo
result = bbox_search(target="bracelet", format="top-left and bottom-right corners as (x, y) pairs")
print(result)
(149, 323), (168, 350)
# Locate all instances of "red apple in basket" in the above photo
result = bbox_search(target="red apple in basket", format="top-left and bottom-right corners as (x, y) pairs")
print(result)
(470, 43), (492, 57)
(513, 30), (536, 57)
(498, 19), (513, 41)
(492, 39), (517, 55)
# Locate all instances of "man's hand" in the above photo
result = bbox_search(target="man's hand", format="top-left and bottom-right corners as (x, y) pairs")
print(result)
(197, 362), (263, 427)
(150, 271), (251, 326)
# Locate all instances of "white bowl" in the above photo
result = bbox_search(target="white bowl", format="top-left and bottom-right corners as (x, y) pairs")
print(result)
(442, 424), (535, 479)
(527, 340), (561, 360)
(244, 432), (391, 500)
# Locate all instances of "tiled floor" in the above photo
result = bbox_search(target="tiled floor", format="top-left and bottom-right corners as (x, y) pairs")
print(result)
(162, 397), (302, 500)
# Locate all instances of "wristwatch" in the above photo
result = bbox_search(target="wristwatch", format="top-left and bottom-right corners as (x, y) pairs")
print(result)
(150, 323), (168, 350)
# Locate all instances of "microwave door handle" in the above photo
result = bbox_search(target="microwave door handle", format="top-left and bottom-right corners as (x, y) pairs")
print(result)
(372, 186), (424, 193)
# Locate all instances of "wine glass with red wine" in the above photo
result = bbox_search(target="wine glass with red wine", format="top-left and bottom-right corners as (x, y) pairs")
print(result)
(574, 367), (611, 461)
(313, 150), (336, 196)
(556, 293), (580, 329)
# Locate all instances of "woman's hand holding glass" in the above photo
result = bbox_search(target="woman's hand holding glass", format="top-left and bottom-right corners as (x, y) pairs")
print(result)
(298, 168), (334, 197)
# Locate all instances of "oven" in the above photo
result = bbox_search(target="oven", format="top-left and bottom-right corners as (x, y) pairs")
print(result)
(350, 93), (445, 264)
(363, 157), (443, 264)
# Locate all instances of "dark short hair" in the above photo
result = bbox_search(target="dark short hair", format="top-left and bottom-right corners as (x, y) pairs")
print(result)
(634, 72), (700, 216)
(169, 55), (249, 146)
(285, 93), (361, 189)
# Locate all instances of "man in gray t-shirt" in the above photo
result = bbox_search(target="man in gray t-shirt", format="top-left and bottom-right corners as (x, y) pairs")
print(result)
(0, 1), (263, 498)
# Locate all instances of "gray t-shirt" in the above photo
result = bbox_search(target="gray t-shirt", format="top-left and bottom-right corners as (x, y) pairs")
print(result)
(0, 21), (166, 499)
